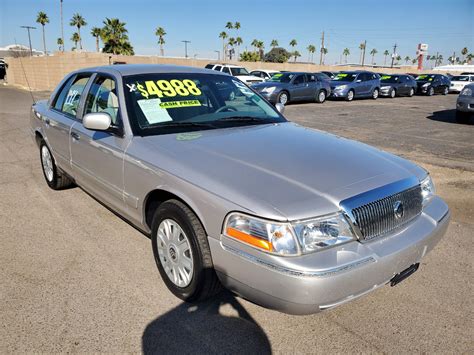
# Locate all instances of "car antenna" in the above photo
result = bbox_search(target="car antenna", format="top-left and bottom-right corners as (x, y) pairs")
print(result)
(14, 38), (36, 104)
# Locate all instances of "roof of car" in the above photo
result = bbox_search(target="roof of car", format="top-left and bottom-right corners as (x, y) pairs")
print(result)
(75, 64), (221, 76)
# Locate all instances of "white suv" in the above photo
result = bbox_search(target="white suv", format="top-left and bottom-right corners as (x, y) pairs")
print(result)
(205, 64), (264, 85)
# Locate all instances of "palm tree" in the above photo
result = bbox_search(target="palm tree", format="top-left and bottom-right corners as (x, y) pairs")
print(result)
(271, 39), (278, 48)
(395, 55), (401, 64)
(292, 50), (301, 62)
(251, 39), (259, 53)
(411, 58), (417, 65)
(321, 47), (328, 64)
(234, 22), (240, 31)
(228, 37), (236, 60)
(437, 54), (443, 66)
(461, 47), (468, 62)
(383, 49), (390, 65)
(225, 22), (233, 31)
(219, 31), (228, 59)
(289, 39), (297, 49)
(36, 11), (49, 55)
(370, 48), (377, 64)
(70, 13), (87, 50)
(101, 18), (134, 55)
(307, 44), (316, 62)
(235, 37), (243, 60)
(155, 27), (166, 56)
(256, 40), (264, 60)
(359, 42), (366, 64)
(404, 55), (410, 64)
(57, 37), (63, 51)
(467, 53), (473, 64)
(343, 48), (350, 63)
(91, 27), (102, 52)
(71, 32), (80, 50)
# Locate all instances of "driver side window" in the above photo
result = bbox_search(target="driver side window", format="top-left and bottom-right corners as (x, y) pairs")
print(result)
(84, 76), (120, 124)
(55, 75), (91, 117)
(293, 75), (305, 85)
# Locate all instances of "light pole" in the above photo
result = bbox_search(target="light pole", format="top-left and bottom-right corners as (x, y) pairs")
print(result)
(21, 26), (36, 56)
(181, 40), (191, 58)
(214, 50), (220, 61)
(60, 0), (64, 51)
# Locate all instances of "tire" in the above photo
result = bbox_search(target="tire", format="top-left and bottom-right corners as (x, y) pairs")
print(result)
(455, 111), (471, 124)
(427, 86), (435, 96)
(277, 91), (289, 105)
(315, 90), (326, 103)
(345, 89), (354, 101)
(442, 86), (449, 95)
(372, 88), (379, 100)
(151, 199), (221, 302)
(390, 88), (396, 98)
(39, 140), (73, 190)
(408, 87), (415, 97)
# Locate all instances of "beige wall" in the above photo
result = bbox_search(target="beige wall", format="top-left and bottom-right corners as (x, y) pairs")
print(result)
(5, 51), (433, 92)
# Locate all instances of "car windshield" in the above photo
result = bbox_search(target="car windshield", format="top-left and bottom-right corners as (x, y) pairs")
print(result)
(332, 73), (357, 82)
(416, 74), (435, 81)
(269, 73), (294, 82)
(230, 67), (249, 76)
(123, 73), (284, 136)
(451, 75), (470, 82)
(315, 73), (331, 80)
(380, 75), (400, 83)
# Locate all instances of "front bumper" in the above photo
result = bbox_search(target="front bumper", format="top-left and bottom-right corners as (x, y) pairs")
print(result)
(417, 85), (430, 94)
(209, 196), (450, 314)
(456, 96), (474, 113)
(380, 87), (393, 97)
(256, 91), (279, 104)
(329, 88), (349, 98)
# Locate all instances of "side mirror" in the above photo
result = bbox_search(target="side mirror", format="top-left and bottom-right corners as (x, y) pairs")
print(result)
(275, 103), (285, 114)
(83, 112), (112, 131)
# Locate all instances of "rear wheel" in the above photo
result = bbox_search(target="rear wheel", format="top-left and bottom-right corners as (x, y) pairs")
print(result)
(277, 91), (289, 105)
(442, 86), (449, 95)
(372, 88), (379, 99)
(315, 90), (326, 103)
(408, 87), (415, 97)
(455, 111), (471, 124)
(390, 88), (396, 98)
(39, 140), (73, 190)
(151, 199), (221, 301)
(345, 90), (354, 101)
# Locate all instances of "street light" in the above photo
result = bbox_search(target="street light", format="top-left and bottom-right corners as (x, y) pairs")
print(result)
(214, 50), (220, 61)
(20, 26), (36, 56)
(181, 40), (191, 59)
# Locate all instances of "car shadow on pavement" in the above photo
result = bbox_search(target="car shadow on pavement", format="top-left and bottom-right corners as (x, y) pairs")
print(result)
(142, 290), (271, 355)
(427, 109), (472, 124)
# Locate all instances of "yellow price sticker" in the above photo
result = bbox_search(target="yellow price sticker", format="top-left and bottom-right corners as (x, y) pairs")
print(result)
(137, 79), (202, 99)
(159, 100), (201, 109)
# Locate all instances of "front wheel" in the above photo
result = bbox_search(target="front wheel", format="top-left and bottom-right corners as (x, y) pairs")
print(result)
(277, 91), (289, 105)
(390, 88), (396, 98)
(315, 90), (326, 103)
(151, 199), (221, 302)
(408, 87), (415, 97)
(427, 86), (435, 96)
(345, 90), (354, 101)
(372, 88), (379, 99)
(39, 140), (73, 190)
(442, 86), (449, 95)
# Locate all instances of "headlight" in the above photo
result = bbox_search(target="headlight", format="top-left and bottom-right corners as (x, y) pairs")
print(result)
(460, 87), (473, 96)
(292, 213), (355, 253)
(261, 86), (276, 94)
(335, 85), (348, 90)
(420, 175), (435, 205)
(223, 212), (355, 256)
(422, 83), (430, 88)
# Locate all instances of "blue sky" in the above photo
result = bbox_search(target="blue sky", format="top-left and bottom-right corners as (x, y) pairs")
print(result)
(1, 0), (473, 64)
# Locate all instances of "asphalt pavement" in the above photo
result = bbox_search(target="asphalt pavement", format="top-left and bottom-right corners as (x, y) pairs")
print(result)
(0, 86), (472, 353)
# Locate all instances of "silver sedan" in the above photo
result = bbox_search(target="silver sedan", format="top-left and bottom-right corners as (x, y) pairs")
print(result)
(31, 64), (449, 314)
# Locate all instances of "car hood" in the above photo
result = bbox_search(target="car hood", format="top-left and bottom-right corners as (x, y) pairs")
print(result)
(138, 123), (425, 221)
(235, 75), (264, 82)
(330, 80), (352, 87)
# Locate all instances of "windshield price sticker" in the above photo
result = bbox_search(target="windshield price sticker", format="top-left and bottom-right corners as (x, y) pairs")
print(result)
(159, 100), (201, 109)
(381, 75), (391, 80)
(272, 73), (283, 78)
(336, 73), (348, 78)
(137, 79), (202, 99)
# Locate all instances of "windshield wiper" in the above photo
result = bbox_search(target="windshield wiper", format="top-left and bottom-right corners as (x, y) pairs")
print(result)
(144, 121), (217, 130)
(217, 116), (273, 123)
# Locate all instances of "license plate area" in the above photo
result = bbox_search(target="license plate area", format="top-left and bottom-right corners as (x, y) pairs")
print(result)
(390, 263), (419, 287)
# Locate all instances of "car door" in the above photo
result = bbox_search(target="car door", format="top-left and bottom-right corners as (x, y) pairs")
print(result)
(397, 75), (408, 94)
(305, 74), (321, 99)
(290, 74), (308, 100)
(354, 73), (367, 96)
(44, 73), (92, 175)
(70, 73), (128, 214)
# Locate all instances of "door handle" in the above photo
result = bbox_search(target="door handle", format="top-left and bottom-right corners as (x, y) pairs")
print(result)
(70, 132), (80, 141)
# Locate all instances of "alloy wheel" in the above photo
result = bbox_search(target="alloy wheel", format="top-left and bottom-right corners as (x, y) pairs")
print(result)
(41, 145), (54, 182)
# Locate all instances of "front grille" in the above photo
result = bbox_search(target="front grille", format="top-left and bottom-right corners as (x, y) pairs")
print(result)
(351, 185), (422, 241)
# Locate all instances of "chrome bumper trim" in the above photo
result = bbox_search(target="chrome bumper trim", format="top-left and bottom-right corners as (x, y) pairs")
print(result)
(221, 243), (376, 278)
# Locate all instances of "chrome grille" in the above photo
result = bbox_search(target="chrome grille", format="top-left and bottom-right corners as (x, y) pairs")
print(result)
(351, 185), (422, 241)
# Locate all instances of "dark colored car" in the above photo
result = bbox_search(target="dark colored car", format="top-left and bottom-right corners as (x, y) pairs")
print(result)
(321, 71), (338, 79)
(252, 72), (331, 105)
(379, 74), (417, 98)
(314, 72), (332, 82)
(0, 60), (6, 80)
(330, 71), (381, 101)
(415, 74), (450, 96)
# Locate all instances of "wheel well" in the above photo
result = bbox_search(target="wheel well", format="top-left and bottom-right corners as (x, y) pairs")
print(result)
(144, 189), (193, 230)
(35, 131), (43, 147)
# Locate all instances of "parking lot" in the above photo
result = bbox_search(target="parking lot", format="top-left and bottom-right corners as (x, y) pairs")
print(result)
(0, 86), (472, 353)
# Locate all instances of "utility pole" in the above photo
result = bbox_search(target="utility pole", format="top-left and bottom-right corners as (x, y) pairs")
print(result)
(214, 50), (220, 61)
(452, 51), (456, 64)
(390, 43), (397, 68)
(181, 40), (191, 59)
(435, 51), (439, 67)
(319, 31), (325, 65)
(20, 26), (36, 56)
(361, 40), (367, 66)
(60, 0), (64, 51)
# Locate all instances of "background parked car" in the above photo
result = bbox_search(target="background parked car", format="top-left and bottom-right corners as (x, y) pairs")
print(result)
(456, 83), (474, 123)
(330, 71), (381, 101)
(0, 59), (6, 80)
(449, 74), (474, 93)
(252, 72), (331, 105)
(415, 74), (450, 96)
(205, 63), (264, 85)
(321, 71), (338, 79)
(314, 72), (332, 82)
(379, 74), (417, 98)
(249, 69), (280, 81)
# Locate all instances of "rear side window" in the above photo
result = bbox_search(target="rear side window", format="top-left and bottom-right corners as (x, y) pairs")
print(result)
(54, 74), (91, 117)
(214, 65), (222, 71)
(293, 75), (305, 85)
(306, 74), (316, 82)
(205, 64), (214, 69)
(222, 67), (231, 75)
